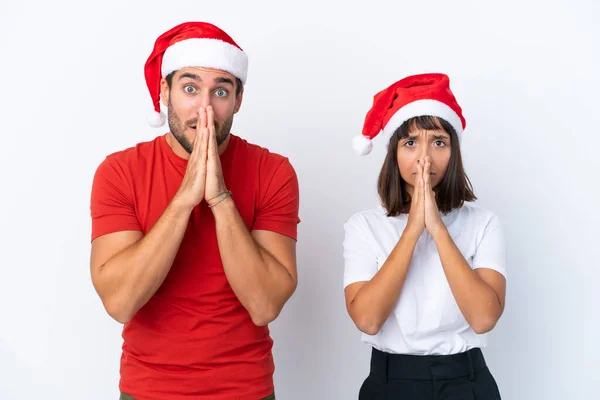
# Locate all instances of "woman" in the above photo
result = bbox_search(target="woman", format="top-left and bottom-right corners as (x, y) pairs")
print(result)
(344, 73), (506, 399)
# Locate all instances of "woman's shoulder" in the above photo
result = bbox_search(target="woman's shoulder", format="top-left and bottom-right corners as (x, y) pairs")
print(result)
(456, 203), (502, 229)
(346, 205), (388, 223)
(344, 205), (405, 233)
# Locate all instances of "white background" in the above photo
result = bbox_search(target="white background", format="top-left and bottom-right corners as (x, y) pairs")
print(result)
(1, 0), (599, 399)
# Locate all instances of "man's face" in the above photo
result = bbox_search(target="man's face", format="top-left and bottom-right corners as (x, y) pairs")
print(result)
(161, 67), (243, 153)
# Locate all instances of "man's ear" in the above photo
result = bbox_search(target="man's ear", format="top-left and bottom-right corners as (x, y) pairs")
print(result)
(234, 87), (244, 114)
(160, 77), (170, 107)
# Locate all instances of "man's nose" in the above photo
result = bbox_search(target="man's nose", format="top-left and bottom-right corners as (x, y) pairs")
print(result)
(197, 91), (212, 108)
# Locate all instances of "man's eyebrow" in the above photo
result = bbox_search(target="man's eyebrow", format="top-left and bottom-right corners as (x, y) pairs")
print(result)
(215, 77), (234, 86)
(178, 72), (202, 81)
(177, 74), (234, 87)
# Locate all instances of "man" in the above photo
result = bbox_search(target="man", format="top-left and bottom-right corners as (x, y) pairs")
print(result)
(90, 21), (300, 400)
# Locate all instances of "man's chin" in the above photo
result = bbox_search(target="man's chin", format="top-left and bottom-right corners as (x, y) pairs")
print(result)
(171, 131), (194, 154)
(216, 132), (230, 146)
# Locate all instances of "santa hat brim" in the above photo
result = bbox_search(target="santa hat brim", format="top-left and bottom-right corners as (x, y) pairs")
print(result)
(161, 38), (248, 84)
(381, 99), (464, 144)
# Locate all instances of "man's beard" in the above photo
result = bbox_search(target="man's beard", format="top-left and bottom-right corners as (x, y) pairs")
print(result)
(167, 102), (234, 154)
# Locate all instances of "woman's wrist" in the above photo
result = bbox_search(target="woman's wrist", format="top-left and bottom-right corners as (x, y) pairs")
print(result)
(401, 226), (422, 243)
(430, 225), (449, 242)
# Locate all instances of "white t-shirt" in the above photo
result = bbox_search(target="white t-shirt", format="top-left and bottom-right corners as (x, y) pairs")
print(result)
(343, 203), (506, 355)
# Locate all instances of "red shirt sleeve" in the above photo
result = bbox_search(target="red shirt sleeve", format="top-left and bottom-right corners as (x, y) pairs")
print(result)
(90, 157), (142, 242)
(252, 158), (300, 240)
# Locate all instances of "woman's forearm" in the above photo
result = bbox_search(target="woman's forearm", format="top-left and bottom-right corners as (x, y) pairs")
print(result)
(433, 228), (503, 333)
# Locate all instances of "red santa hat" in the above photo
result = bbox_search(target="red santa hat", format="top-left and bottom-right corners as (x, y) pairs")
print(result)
(353, 73), (466, 155)
(144, 21), (248, 127)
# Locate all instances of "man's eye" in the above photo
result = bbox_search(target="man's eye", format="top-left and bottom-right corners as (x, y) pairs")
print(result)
(215, 89), (228, 97)
(184, 85), (195, 94)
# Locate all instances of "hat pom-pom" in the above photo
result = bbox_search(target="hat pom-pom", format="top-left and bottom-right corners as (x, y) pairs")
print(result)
(147, 110), (166, 128)
(353, 135), (373, 156)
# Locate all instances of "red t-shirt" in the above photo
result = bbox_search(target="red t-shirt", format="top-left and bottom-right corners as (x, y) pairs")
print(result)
(90, 134), (300, 400)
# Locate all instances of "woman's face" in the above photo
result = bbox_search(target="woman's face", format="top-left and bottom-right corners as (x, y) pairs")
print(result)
(396, 121), (452, 193)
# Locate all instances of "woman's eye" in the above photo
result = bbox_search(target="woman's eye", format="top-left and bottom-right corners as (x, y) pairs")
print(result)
(405, 140), (415, 147)
(215, 89), (228, 97)
(184, 85), (195, 94)
(435, 140), (446, 147)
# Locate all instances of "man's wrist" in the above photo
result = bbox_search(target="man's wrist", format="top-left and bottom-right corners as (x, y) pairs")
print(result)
(209, 193), (235, 215)
(170, 192), (196, 215)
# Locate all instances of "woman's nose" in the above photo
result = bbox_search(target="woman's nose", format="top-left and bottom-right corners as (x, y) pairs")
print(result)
(418, 146), (432, 161)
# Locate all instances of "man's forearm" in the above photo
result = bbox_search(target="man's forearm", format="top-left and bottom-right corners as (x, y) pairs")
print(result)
(433, 228), (503, 333)
(211, 196), (295, 326)
(95, 196), (193, 323)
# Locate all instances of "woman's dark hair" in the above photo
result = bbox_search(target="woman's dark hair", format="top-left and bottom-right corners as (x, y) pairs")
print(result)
(377, 116), (476, 216)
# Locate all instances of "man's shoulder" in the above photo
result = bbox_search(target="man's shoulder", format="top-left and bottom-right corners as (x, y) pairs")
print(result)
(103, 135), (161, 163)
(96, 136), (162, 174)
(95, 136), (161, 183)
(233, 135), (295, 173)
